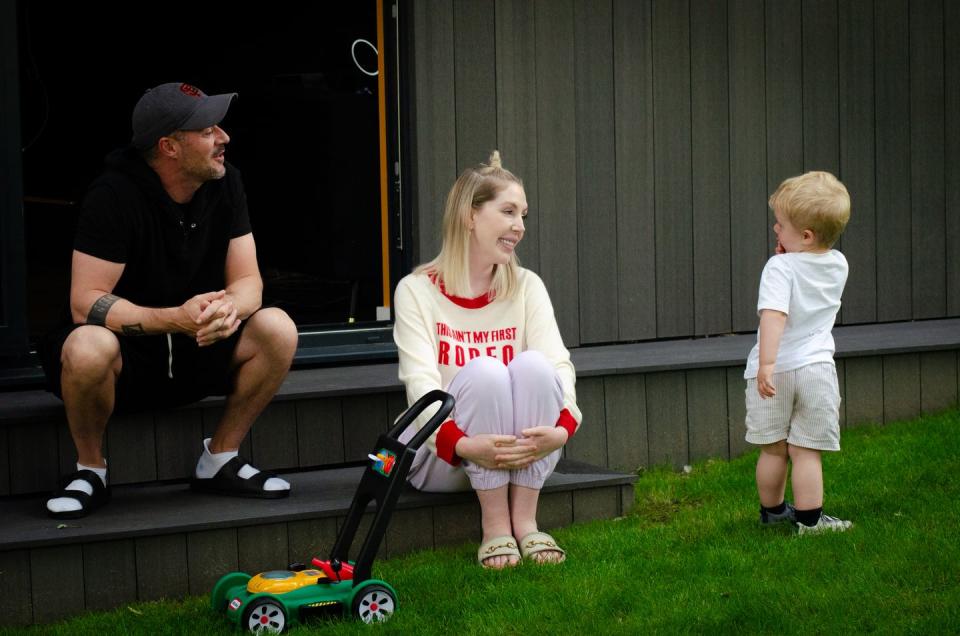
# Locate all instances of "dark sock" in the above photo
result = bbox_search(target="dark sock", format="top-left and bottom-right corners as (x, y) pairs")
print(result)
(795, 507), (823, 527)
(761, 501), (787, 515)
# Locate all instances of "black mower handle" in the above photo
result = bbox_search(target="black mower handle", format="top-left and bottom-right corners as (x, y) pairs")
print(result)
(387, 390), (455, 451)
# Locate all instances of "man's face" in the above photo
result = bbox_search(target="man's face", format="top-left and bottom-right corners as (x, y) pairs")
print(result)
(174, 125), (230, 183)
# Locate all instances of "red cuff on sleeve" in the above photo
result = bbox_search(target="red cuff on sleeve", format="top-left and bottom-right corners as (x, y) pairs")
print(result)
(435, 419), (467, 466)
(555, 408), (577, 440)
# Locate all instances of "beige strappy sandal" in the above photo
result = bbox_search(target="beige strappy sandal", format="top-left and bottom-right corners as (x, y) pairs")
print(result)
(518, 531), (566, 564)
(477, 535), (520, 568)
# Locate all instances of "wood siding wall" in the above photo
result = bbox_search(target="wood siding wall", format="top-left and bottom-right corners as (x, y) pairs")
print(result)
(408, 0), (960, 347)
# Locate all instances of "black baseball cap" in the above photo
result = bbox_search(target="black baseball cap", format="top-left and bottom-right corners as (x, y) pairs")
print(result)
(131, 82), (237, 150)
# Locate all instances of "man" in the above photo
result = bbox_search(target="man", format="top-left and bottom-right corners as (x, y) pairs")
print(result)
(40, 82), (298, 518)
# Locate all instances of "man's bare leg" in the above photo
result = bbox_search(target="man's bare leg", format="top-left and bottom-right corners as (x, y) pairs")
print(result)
(48, 326), (121, 514)
(194, 308), (297, 491)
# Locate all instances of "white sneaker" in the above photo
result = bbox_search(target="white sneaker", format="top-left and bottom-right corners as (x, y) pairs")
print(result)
(796, 513), (852, 535)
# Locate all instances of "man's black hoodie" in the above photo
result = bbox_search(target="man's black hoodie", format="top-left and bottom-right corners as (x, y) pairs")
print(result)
(73, 147), (252, 311)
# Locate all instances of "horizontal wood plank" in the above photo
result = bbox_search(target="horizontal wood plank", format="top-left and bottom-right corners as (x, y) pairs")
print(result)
(844, 357), (884, 427)
(83, 540), (137, 610)
(646, 372), (688, 469)
(187, 528), (239, 596)
(135, 534), (188, 601)
(726, 366), (750, 458)
(31, 545), (84, 622)
(238, 524), (289, 575)
(920, 351), (958, 413)
(883, 353), (921, 423)
(0, 550), (31, 625)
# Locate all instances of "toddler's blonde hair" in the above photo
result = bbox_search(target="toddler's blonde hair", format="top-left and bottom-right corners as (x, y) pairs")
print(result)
(769, 171), (851, 248)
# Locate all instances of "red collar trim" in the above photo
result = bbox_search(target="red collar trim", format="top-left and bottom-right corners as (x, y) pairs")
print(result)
(429, 273), (495, 309)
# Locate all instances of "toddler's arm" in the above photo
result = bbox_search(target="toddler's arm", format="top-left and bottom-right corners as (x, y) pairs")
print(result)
(757, 309), (787, 398)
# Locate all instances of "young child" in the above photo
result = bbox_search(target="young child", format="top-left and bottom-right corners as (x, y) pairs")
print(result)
(744, 171), (852, 535)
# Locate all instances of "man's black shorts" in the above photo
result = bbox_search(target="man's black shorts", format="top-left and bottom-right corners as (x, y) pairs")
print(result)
(39, 322), (247, 414)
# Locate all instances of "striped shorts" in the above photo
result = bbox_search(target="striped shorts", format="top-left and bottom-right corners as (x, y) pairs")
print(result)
(745, 361), (841, 451)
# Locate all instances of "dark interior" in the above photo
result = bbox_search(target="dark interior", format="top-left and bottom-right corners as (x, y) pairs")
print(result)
(18, 1), (386, 344)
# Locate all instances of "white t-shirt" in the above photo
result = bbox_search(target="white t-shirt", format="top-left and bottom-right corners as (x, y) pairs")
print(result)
(744, 251), (848, 379)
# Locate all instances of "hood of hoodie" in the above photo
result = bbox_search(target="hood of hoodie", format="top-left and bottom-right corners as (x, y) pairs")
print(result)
(101, 146), (226, 227)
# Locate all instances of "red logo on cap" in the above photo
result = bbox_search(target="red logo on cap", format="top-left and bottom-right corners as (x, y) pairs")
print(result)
(179, 84), (202, 97)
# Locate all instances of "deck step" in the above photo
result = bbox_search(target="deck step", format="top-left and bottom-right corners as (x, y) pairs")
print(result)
(2, 319), (960, 497)
(0, 458), (635, 626)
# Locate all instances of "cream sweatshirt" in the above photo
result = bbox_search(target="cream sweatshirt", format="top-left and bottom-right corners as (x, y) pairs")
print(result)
(393, 268), (581, 463)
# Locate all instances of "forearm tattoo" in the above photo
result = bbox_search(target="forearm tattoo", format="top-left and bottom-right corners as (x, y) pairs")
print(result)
(121, 323), (147, 336)
(86, 294), (120, 326)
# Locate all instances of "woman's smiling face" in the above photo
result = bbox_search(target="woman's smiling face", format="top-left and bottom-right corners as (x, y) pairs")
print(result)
(469, 181), (527, 270)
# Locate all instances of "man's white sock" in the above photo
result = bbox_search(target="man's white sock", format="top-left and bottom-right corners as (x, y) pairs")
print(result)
(194, 438), (289, 491)
(47, 462), (107, 514)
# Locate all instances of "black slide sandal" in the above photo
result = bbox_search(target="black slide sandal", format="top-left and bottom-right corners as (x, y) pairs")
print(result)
(47, 469), (111, 519)
(190, 456), (290, 499)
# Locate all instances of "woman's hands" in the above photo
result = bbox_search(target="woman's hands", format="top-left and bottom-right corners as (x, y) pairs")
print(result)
(520, 426), (569, 459)
(454, 426), (569, 469)
(456, 434), (536, 469)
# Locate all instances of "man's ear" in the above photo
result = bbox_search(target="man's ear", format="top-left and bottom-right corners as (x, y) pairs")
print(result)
(157, 136), (179, 159)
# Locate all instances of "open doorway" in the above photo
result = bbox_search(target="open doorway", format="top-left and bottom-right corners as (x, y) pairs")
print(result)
(18, 1), (399, 351)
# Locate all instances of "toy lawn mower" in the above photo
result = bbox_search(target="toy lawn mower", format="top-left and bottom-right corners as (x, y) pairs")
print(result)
(211, 389), (454, 633)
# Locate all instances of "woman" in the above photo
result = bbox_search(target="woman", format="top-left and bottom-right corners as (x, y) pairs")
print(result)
(393, 151), (581, 568)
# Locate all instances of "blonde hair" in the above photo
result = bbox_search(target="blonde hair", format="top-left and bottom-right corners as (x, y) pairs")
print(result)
(769, 171), (851, 248)
(416, 150), (524, 299)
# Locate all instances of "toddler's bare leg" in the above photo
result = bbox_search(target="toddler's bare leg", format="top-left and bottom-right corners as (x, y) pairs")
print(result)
(788, 444), (823, 509)
(756, 440), (789, 507)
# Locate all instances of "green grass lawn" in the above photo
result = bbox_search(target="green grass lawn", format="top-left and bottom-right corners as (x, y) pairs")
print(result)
(6, 409), (959, 635)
